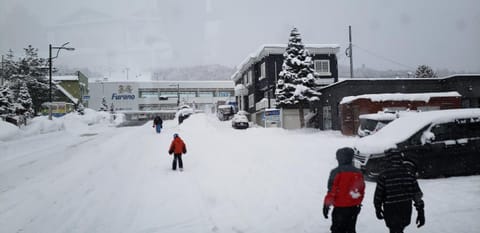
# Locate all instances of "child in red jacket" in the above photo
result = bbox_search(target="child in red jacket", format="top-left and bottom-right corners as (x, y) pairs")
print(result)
(168, 133), (187, 171)
(323, 147), (365, 233)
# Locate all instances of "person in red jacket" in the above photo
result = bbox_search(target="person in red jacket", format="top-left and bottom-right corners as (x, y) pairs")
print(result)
(168, 133), (187, 171)
(323, 147), (365, 233)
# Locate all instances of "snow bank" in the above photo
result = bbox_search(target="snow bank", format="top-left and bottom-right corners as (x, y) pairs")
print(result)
(0, 109), (124, 142)
(0, 120), (20, 141)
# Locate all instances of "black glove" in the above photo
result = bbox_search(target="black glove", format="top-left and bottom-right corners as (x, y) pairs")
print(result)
(375, 207), (384, 220)
(323, 205), (330, 219)
(416, 209), (425, 228)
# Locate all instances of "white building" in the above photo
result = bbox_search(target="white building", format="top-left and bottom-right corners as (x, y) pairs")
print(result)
(87, 80), (235, 113)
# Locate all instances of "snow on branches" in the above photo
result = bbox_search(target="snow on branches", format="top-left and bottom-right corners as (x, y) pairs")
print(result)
(275, 27), (320, 106)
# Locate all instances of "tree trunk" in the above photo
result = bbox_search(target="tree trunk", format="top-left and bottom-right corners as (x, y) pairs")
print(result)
(299, 102), (305, 128)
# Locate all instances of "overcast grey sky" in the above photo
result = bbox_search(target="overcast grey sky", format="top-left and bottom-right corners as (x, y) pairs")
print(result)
(1, 0), (479, 75)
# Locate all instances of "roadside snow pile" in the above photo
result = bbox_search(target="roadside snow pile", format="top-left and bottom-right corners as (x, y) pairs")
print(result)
(0, 120), (20, 141)
(0, 109), (124, 142)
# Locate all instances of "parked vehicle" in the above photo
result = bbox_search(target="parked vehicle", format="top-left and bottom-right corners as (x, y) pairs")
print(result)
(231, 111), (249, 129)
(353, 108), (480, 180)
(358, 112), (398, 137)
(357, 111), (418, 137)
(176, 105), (194, 124)
(217, 104), (235, 121)
(41, 102), (75, 117)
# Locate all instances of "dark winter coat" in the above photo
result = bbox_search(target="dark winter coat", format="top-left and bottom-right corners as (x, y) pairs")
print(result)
(374, 153), (424, 229)
(324, 148), (365, 207)
(374, 156), (424, 206)
(169, 137), (187, 155)
(153, 116), (163, 126)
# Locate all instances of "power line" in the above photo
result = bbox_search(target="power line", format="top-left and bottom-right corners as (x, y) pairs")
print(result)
(353, 44), (415, 70)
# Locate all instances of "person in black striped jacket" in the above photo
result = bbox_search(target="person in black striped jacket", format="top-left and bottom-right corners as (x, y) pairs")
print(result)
(374, 150), (425, 233)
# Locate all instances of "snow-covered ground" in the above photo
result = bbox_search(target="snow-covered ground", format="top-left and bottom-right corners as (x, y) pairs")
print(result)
(0, 111), (479, 233)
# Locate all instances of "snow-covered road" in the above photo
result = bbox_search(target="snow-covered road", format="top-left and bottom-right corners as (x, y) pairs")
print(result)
(1, 113), (479, 233)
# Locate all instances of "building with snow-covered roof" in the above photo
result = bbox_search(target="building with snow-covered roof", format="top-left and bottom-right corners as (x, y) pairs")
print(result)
(339, 91), (462, 135)
(50, 71), (89, 106)
(315, 74), (480, 133)
(231, 44), (340, 129)
(87, 80), (234, 119)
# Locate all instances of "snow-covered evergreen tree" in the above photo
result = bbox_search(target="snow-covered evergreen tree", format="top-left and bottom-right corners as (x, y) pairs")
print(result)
(415, 65), (437, 78)
(0, 50), (17, 83)
(17, 82), (33, 115)
(275, 27), (321, 127)
(5, 46), (51, 114)
(0, 85), (15, 115)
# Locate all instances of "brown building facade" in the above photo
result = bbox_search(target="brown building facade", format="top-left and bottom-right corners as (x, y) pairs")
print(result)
(338, 92), (462, 135)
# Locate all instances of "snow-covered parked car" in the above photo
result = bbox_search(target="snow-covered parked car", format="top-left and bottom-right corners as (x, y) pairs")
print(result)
(176, 105), (194, 124)
(231, 111), (249, 129)
(353, 108), (480, 180)
(217, 104), (235, 121)
(358, 110), (418, 137)
(358, 112), (398, 137)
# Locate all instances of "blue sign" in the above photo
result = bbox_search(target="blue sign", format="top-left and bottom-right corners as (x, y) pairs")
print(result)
(112, 93), (135, 100)
(264, 109), (281, 127)
(265, 109), (280, 116)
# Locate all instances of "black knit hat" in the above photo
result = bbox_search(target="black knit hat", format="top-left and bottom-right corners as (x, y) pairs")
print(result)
(336, 147), (355, 165)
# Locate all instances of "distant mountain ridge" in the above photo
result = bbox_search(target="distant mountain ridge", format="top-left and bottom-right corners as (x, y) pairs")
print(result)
(151, 64), (460, 81)
(152, 65), (236, 81)
(67, 64), (464, 82)
(338, 65), (458, 79)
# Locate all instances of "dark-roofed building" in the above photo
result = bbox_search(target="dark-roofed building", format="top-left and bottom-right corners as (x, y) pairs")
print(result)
(231, 44), (340, 128)
(315, 74), (480, 132)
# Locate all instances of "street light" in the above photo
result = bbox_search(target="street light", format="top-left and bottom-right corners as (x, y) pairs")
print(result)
(49, 42), (75, 120)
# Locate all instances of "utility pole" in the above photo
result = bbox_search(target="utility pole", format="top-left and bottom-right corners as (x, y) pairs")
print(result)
(1, 55), (4, 86)
(49, 44), (53, 119)
(346, 25), (354, 78)
(48, 42), (75, 120)
(176, 84), (180, 106)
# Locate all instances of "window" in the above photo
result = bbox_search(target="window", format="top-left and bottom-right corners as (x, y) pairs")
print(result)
(248, 94), (254, 108)
(314, 60), (331, 76)
(431, 122), (457, 141)
(198, 91), (214, 97)
(139, 90), (159, 98)
(243, 70), (253, 86)
(248, 70), (253, 84)
(323, 106), (332, 129)
(259, 62), (266, 80)
(179, 91), (196, 98)
(218, 91), (231, 97)
(160, 91), (178, 98)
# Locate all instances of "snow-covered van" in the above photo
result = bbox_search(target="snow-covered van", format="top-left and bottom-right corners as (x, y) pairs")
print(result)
(353, 108), (480, 179)
(357, 111), (418, 137)
(217, 105), (235, 121)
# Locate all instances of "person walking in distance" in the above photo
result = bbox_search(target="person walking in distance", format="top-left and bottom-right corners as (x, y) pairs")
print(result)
(153, 115), (163, 133)
(168, 133), (187, 171)
(374, 150), (425, 233)
(323, 147), (365, 233)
